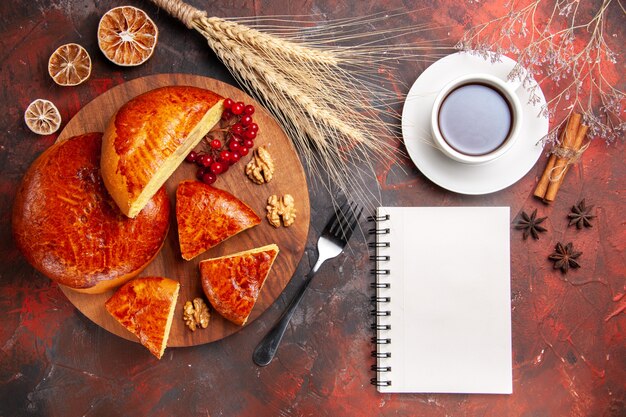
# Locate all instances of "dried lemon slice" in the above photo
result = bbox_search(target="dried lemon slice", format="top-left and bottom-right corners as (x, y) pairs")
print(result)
(98, 6), (158, 66)
(24, 99), (62, 135)
(48, 43), (92, 86)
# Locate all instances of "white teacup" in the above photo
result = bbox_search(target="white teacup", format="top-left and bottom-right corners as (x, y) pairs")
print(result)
(430, 73), (523, 165)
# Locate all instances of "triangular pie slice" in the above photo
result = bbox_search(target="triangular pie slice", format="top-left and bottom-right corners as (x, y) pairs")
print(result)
(105, 277), (180, 359)
(176, 180), (261, 260)
(200, 244), (279, 326)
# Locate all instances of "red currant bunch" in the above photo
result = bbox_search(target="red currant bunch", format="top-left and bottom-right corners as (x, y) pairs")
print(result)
(185, 97), (259, 185)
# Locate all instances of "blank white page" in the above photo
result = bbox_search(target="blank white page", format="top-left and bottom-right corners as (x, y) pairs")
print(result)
(375, 207), (512, 394)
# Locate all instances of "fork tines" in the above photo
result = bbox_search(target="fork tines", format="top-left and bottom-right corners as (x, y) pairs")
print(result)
(328, 201), (363, 242)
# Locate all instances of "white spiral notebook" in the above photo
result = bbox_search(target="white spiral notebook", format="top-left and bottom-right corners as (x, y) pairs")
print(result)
(370, 207), (512, 394)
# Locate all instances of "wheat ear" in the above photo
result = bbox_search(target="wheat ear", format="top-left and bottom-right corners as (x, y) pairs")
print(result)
(149, 0), (449, 205)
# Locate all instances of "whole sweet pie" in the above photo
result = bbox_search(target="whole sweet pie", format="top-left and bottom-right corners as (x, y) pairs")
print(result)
(12, 132), (170, 294)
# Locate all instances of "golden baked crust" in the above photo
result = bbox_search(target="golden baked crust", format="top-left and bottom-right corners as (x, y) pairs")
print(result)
(199, 244), (279, 326)
(12, 133), (170, 294)
(105, 276), (180, 359)
(176, 180), (261, 260)
(101, 86), (224, 218)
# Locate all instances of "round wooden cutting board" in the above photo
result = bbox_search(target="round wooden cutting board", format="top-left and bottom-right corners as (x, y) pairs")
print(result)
(58, 74), (310, 347)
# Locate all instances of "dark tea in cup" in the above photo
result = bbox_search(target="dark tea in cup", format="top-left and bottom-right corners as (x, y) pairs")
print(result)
(438, 83), (513, 156)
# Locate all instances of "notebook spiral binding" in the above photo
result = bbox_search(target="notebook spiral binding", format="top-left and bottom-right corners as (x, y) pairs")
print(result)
(367, 214), (392, 388)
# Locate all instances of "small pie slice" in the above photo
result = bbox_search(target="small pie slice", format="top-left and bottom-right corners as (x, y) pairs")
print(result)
(200, 244), (279, 326)
(105, 277), (180, 359)
(176, 180), (261, 260)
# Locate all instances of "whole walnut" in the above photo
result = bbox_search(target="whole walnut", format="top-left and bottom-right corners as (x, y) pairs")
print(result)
(245, 146), (274, 184)
(183, 298), (210, 331)
(266, 194), (296, 227)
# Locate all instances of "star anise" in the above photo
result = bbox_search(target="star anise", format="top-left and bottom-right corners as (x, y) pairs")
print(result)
(568, 199), (595, 229)
(548, 242), (582, 274)
(514, 209), (547, 240)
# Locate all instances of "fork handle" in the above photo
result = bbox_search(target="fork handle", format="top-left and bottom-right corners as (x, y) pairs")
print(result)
(253, 261), (320, 366)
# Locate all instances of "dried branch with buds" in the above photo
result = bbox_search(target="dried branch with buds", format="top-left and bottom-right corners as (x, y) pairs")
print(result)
(458, 0), (625, 145)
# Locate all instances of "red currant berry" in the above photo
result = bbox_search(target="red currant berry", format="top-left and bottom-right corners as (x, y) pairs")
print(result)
(220, 150), (232, 161)
(223, 98), (233, 110)
(229, 141), (241, 152)
(239, 146), (249, 156)
(243, 104), (255, 115)
(200, 154), (214, 167)
(221, 162), (230, 172)
(185, 151), (198, 163)
(210, 162), (224, 174)
(230, 151), (241, 162)
(231, 123), (243, 136)
(210, 139), (222, 149)
(196, 167), (207, 180)
(241, 115), (253, 126)
(231, 102), (244, 115)
(202, 172), (217, 185)
(249, 123), (259, 132)
(221, 110), (232, 121)
(243, 139), (254, 149)
(243, 129), (257, 140)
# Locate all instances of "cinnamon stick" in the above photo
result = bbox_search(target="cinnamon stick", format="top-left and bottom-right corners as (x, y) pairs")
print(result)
(543, 122), (588, 202)
(533, 113), (581, 202)
(533, 148), (559, 199)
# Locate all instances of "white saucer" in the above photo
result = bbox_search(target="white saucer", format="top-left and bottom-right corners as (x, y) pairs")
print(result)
(402, 52), (549, 195)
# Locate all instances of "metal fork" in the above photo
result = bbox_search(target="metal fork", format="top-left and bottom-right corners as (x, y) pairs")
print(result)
(253, 200), (363, 366)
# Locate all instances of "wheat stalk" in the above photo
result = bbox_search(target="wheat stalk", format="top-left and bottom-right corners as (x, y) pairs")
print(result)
(202, 17), (340, 65)
(149, 0), (449, 206)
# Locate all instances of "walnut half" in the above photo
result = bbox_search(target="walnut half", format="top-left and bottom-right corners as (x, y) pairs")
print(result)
(183, 298), (210, 331)
(266, 194), (296, 228)
(245, 145), (274, 184)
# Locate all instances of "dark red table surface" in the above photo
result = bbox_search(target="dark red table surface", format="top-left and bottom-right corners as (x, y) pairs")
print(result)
(1, 1), (624, 416)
